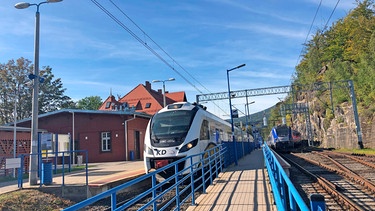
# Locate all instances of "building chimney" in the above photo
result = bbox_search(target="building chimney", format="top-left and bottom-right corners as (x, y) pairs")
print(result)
(145, 81), (151, 91)
(158, 89), (162, 94)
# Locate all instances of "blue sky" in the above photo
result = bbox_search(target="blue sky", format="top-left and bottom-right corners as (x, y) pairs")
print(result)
(0, 0), (358, 118)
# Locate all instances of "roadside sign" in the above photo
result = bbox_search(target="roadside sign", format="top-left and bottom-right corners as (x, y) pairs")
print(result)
(6, 158), (21, 169)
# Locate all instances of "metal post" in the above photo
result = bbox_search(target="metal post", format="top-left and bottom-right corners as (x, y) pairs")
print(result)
(348, 80), (363, 149)
(227, 70), (237, 165)
(162, 82), (166, 107)
(15, 0), (63, 185)
(152, 78), (175, 107)
(226, 64), (245, 166)
(329, 82), (334, 116)
(29, 6), (41, 185)
(71, 111), (75, 165)
(13, 93), (17, 178)
(245, 93), (249, 142)
(246, 100), (255, 142)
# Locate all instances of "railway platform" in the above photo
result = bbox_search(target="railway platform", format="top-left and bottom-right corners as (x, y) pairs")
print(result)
(187, 148), (276, 211)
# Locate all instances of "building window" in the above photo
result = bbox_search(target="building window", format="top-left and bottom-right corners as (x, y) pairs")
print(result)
(101, 132), (111, 152)
(105, 102), (111, 109)
(145, 103), (151, 108)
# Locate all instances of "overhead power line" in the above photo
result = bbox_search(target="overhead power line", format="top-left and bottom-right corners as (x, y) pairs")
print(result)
(295, 0), (341, 67)
(323, 0), (341, 31)
(90, 0), (229, 115)
(107, 0), (210, 94)
(90, 0), (196, 90)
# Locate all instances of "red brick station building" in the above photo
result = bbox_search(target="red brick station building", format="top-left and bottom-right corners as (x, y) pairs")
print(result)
(1, 81), (187, 164)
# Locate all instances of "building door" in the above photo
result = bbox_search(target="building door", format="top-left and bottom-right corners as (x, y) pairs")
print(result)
(134, 131), (141, 160)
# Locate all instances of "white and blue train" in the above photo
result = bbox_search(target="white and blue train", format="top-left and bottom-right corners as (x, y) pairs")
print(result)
(267, 124), (302, 151)
(144, 102), (247, 178)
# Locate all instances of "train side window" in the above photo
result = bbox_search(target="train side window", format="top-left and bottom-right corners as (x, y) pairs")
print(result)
(200, 120), (210, 140)
(227, 132), (232, 141)
(210, 124), (216, 137)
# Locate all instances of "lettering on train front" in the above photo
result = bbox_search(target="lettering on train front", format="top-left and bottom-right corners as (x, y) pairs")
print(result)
(154, 149), (167, 155)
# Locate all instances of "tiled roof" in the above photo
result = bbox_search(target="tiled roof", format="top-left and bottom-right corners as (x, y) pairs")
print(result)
(98, 81), (187, 115)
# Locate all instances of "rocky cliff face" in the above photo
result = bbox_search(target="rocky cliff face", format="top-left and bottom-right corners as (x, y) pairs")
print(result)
(359, 112), (375, 149)
(293, 99), (375, 149)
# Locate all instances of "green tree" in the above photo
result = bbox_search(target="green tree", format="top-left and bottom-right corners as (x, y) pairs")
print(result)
(39, 66), (75, 113)
(293, 0), (375, 110)
(295, 30), (326, 85)
(76, 96), (103, 110)
(0, 58), (32, 124)
(0, 57), (74, 125)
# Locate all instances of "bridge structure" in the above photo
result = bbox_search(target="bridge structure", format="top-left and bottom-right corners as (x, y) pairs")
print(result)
(196, 80), (363, 148)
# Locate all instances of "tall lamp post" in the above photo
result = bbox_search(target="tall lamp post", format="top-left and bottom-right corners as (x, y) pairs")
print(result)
(227, 63), (246, 166)
(152, 78), (175, 107)
(15, 0), (63, 185)
(245, 101), (255, 141)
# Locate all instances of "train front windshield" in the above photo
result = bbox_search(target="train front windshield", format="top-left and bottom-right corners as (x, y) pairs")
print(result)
(276, 126), (289, 137)
(150, 109), (197, 147)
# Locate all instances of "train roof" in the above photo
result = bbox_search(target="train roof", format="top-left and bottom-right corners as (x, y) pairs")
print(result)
(157, 102), (234, 128)
(158, 102), (206, 112)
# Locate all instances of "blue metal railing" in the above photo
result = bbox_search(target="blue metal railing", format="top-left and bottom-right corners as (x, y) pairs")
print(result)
(223, 141), (255, 167)
(17, 150), (88, 188)
(262, 144), (310, 211)
(64, 141), (254, 210)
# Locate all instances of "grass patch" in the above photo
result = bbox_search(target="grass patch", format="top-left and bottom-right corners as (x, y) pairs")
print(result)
(334, 148), (375, 155)
(0, 189), (74, 210)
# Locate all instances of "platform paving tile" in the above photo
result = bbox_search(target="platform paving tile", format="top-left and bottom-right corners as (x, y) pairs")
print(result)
(187, 149), (276, 211)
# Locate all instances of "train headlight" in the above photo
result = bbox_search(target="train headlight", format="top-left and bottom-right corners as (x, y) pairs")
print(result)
(179, 139), (198, 153)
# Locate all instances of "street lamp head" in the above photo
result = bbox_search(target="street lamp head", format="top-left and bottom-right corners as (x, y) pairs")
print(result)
(227, 63), (246, 72)
(237, 64), (246, 69)
(15, 2), (31, 9)
(15, 0), (63, 9)
(152, 78), (175, 83)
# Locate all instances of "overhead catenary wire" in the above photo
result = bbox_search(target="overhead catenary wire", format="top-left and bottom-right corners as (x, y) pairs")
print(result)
(91, 0), (229, 115)
(107, 0), (208, 93)
(295, 0), (323, 67)
(323, 0), (341, 31)
(90, 0), (195, 89)
(295, 0), (341, 67)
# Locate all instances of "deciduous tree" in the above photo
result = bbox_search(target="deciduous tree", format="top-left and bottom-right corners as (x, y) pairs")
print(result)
(76, 96), (103, 110)
(0, 57), (73, 125)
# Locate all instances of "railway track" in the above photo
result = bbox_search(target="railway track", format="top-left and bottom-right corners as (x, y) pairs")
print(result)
(280, 151), (375, 211)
